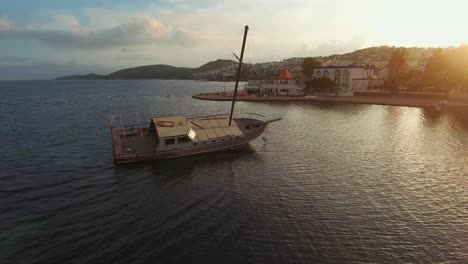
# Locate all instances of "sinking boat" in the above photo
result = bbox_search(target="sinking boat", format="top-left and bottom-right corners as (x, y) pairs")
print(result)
(109, 25), (282, 163)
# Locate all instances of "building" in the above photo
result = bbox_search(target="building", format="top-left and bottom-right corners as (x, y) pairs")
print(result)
(313, 66), (375, 94)
(244, 69), (303, 96)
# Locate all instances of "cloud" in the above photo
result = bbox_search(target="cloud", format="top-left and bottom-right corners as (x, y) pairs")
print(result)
(0, 15), (197, 49)
(0, 17), (11, 30)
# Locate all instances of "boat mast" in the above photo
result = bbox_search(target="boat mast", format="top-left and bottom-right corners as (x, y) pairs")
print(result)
(229, 25), (249, 126)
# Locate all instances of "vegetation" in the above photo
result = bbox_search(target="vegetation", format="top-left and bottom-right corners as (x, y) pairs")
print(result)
(386, 48), (408, 94)
(423, 48), (447, 91)
(305, 77), (335, 94)
(56, 59), (237, 80)
(314, 46), (435, 69)
(301, 57), (328, 94)
(56, 73), (108, 80)
(56, 45), (468, 95)
(421, 46), (468, 93)
(109, 65), (193, 79)
(193, 59), (237, 73)
(390, 45), (468, 94)
(301, 57), (321, 78)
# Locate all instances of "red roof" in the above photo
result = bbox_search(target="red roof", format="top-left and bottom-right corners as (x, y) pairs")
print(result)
(278, 68), (293, 79)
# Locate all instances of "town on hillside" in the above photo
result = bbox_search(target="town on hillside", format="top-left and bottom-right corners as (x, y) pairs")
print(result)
(193, 45), (468, 97)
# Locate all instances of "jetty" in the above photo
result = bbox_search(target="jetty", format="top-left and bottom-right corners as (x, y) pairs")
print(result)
(193, 92), (468, 109)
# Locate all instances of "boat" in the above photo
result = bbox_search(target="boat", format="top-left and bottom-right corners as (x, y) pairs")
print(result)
(109, 25), (282, 163)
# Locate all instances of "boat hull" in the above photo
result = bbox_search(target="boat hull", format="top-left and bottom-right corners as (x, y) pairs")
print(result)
(111, 118), (267, 163)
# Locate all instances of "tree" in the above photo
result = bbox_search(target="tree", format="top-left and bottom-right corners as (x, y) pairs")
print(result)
(387, 48), (408, 93)
(405, 69), (425, 91)
(305, 77), (335, 94)
(301, 57), (321, 78)
(445, 45), (468, 94)
(424, 48), (448, 92)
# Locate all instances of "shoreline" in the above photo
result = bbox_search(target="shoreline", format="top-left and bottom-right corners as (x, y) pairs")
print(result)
(192, 93), (468, 109)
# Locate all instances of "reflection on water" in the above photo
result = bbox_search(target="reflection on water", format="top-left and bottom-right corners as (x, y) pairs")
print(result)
(0, 80), (467, 263)
(113, 147), (259, 188)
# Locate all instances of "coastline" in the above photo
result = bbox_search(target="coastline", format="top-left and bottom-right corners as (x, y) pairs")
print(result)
(192, 93), (468, 109)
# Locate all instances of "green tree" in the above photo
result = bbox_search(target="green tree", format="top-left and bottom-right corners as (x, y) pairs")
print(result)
(424, 48), (448, 92)
(305, 77), (335, 94)
(301, 57), (321, 78)
(387, 48), (408, 94)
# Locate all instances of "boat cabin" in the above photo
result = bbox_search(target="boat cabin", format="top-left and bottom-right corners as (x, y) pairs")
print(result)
(149, 115), (245, 150)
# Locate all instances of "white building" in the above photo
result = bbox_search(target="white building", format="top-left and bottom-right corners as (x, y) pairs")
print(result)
(313, 66), (374, 94)
(244, 69), (303, 96)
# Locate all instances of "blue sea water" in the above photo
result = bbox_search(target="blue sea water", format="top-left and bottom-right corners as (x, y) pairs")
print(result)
(0, 80), (467, 263)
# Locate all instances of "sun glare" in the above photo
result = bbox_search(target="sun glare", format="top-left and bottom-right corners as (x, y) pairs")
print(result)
(362, 0), (468, 47)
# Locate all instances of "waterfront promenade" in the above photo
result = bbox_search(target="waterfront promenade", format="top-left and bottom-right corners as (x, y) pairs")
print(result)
(193, 92), (468, 109)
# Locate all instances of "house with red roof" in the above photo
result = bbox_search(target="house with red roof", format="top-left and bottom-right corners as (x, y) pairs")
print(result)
(244, 68), (303, 96)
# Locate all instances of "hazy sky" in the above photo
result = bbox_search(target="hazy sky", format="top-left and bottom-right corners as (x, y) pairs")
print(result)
(0, 0), (466, 79)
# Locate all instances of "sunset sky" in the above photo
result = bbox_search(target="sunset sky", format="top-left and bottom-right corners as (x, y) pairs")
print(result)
(0, 0), (466, 79)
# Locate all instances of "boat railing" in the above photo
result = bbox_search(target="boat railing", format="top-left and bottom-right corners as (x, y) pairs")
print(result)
(110, 111), (282, 138)
(188, 112), (269, 122)
(187, 113), (229, 120)
(235, 112), (283, 123)
(110, 112), (150, 141)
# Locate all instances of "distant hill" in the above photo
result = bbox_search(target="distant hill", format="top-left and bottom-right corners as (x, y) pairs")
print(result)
(56, 46), (441, 81)
(56, 59), (237, 80)
(57, 73), (108, 80)
(109, 65), (193, 79)
(317, 46), (435, 68)
(236, 46), (439, 79)
(193, 59), (237, 73)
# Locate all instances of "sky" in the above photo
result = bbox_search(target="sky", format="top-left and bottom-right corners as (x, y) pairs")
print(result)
(0, 0), (467, 79)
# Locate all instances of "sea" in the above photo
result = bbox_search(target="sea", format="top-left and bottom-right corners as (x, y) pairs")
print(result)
(0, 80), (467, 263)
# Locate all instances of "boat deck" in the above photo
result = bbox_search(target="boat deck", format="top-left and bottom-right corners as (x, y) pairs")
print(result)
(111, 117), (268, 163)
(112, 127), (159, 161)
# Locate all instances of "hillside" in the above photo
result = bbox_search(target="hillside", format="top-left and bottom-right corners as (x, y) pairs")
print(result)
(193, 59), (237, 73)
(56, 73), (108, 80)
(109, 65), (193, 79)
(56, 46), (440, 81)
(233, 46), (438, 80)
(56, 59), (237, 80)
(320, 46), (435, 68)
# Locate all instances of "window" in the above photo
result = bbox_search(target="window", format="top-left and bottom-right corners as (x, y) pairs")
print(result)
(193, 143), (197, 145)
(334, 77), (341, 88)
(202, 141), (207, 144)
(342, 70), (350, 89)
(342, 77), (349, 89)
(211, 140), (216, 143)
(334, 70), (341, 88)
(178, 136), (190, 144)
(222, 139), (226, 141)
(164, 138), (175, 145)
(315, 70), (321, 77)
(323, 70), (329, 78)
(156, 121), (174, 127)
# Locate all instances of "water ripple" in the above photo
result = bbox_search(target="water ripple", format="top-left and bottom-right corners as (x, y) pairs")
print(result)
(0, 80), (467, 263)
